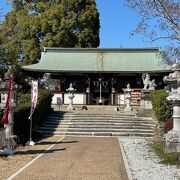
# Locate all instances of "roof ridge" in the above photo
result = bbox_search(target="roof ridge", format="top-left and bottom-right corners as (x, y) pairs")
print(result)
(43, 47), (160, 52)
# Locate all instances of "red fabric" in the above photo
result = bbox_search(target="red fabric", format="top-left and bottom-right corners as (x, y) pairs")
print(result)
(0, 75), (13, 125)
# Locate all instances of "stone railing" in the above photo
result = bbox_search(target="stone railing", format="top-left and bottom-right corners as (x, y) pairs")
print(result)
(0, 128), (6, 149)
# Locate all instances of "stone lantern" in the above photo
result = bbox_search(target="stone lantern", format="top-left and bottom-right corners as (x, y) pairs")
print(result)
(66, 83), (76, 111)
(0, 70), (18, 154)
(124, 83), (132, 112)
(163, 61), (180, 152)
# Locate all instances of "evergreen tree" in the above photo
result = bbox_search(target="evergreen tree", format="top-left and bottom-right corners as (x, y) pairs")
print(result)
(0, 0), (100, 65)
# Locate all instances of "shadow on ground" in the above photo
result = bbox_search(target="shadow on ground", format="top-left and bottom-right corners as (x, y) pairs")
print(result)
(15, 148), (66, 155)
(37, 140), (78, 145)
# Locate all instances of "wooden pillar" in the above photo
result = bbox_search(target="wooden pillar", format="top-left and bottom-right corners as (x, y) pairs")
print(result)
(86, 77), (91, 105)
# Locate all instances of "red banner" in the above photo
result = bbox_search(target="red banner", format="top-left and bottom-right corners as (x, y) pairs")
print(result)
(0, 74), (13, 125)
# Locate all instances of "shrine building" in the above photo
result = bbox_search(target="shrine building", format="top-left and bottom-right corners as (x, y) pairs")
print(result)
(22, 47), (171, 107)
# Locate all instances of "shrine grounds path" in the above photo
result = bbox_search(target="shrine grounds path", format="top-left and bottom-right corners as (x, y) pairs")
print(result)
(7, 136), (128, 180)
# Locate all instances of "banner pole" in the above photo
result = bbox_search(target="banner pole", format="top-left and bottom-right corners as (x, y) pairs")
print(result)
(29, 116), (32, 142)
(26, 115), (35, 146)
(26, 80), (37, 146)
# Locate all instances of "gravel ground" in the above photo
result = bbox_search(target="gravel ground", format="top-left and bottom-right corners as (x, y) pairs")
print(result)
(0, 136), (60, 180)
(120, 137), (180, 180)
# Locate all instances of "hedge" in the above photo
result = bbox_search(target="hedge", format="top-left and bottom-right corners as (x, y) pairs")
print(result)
(150, 89), (172, 122)
(13, 89), (53, 143)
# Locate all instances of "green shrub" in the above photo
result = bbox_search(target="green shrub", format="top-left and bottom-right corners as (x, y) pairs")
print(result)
(14, 89), (53, 143)
(151, 89), (172, 122)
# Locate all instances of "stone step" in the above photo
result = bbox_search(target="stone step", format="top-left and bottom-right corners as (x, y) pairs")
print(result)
(50, 111), (133, 114)
(55, 105), (123, 111)
(42, 124), (155, 130)
(44, 119), (155, 124)
(48, 113), (150, 117)
(49, 113), (135, 117)
(43, 121), (155, 127)
(48, 117), (151, 121)
(47, 115), (152, 120)
(48, 117), (137, 121)
(37, 110), (156, 137)
(36, 130), (155, 137)
(47, 116), (137, 120)
(39, 126), (155, 133)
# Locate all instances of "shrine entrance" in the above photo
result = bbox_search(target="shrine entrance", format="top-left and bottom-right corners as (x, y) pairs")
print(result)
(91, 92), (110, 105)
(89, 75), (114, 105)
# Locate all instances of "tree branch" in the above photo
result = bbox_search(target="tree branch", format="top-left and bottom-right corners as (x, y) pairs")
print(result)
(153, 0), (180, 40)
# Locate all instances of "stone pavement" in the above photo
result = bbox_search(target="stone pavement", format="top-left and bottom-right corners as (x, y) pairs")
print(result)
(10, 136), (128, 180)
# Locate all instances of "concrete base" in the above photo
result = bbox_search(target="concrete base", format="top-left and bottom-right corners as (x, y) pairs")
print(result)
(140, 99), (152, 110)
(1, 147), (14, 155)
(124, 107), (132, 112)
(140, 90), (153, 110)
(164, 142), (180, 153)
(136, 109), (153, 117)
(67, 107), (75, 112)
(163, 130), (180, 152)
(26, 140), (35, 146)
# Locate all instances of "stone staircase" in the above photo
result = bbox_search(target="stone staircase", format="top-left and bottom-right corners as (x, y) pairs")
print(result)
(37, 110), (157, 137)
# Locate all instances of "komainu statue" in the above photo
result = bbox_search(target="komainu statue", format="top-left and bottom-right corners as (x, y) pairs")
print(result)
(142, 73), (156, 90)
(42, 73), (51, 89)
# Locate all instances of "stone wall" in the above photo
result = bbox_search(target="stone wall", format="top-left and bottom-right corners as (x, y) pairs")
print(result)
(0, 128), (6, 149)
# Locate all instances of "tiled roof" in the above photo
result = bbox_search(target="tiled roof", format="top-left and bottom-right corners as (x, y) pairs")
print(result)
(22, 47), (171, 73)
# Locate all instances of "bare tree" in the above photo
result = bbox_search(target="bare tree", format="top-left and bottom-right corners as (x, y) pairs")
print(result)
(125, 0), (180, 61)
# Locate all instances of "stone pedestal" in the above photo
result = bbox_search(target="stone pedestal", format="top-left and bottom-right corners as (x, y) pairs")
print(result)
(164, 130), (180, 152)
(0, 128), (6, 149)
(164, 142), (180, 153)
(67, 94), (75, 111)
(3, 107), (15, 138)
(140, 90), (153, 110)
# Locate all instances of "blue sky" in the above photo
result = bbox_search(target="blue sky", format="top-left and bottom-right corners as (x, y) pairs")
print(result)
(96, 0), (169, 48)
(0, 0), (169, 48)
